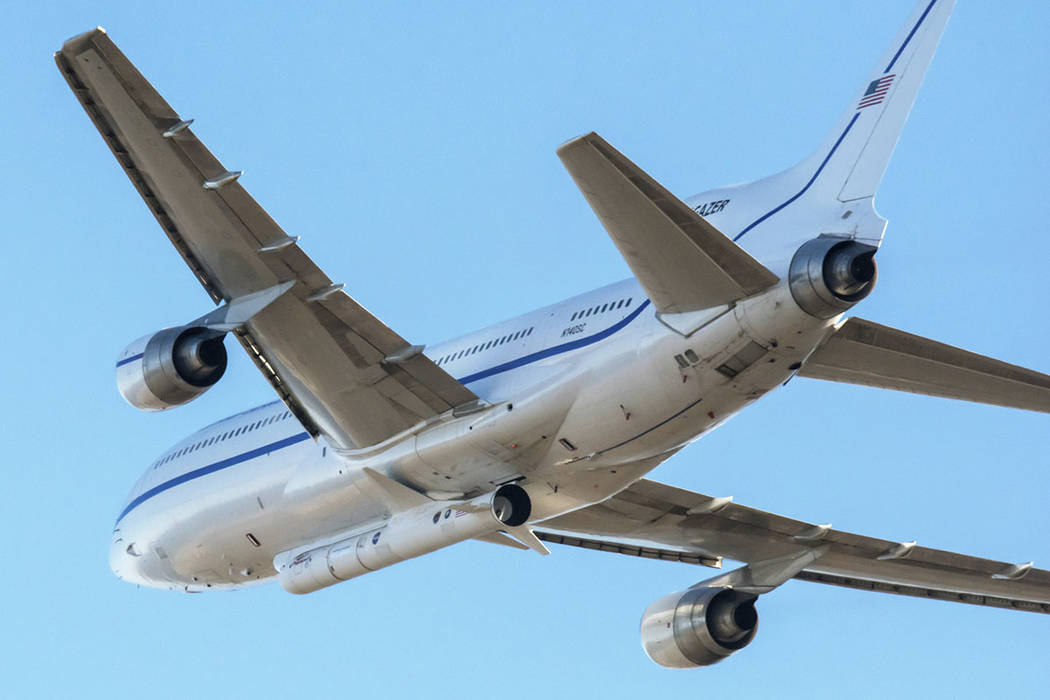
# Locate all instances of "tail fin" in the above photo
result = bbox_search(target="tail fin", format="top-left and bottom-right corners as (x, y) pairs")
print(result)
(728, 1), (955, 250)
(804, 0), (956, 204)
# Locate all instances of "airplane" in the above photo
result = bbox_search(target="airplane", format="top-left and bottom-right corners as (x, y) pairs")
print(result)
(55, 0), (1049, 669)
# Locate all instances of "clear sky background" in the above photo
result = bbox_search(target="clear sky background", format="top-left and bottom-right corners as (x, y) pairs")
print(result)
(3, 1), (1048, 697)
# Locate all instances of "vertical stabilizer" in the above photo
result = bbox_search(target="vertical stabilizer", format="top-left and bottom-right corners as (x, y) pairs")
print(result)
(807, 0), (956, 203)
(726, 1), (956, 252)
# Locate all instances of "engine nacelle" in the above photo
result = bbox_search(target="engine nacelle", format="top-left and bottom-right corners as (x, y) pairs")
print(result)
(277, 483), (532, 595)
(116, 327), (228, 411)
(788, 236), (878, 319)
(640, 587), (758, 668)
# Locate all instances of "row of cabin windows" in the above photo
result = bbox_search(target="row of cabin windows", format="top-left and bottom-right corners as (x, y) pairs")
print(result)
(434, 326), (535, 366)
(570, 297), (632, 322)
(152, 410), (294, 469)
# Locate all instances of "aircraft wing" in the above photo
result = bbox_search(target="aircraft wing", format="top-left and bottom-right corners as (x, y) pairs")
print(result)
(799, 317), (1050, 412)
(557, 132), (779, 314)
(55, 29), (477, 449)
(536, 478), (1050, 614)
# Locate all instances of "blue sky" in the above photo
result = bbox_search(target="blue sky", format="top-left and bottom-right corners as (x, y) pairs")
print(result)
(3, 1), (1048, 697)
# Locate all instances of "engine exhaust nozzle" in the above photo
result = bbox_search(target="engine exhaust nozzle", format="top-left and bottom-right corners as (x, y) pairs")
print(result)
(789, 237), (879, 319)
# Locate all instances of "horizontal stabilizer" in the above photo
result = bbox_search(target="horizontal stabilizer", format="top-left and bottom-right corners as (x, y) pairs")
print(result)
(557, 132), (778, 314)
(799, 317), (1050, 412)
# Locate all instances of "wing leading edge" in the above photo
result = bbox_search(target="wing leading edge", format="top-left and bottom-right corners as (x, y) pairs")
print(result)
(537, 478), (1050, 614)
(55, 29), (477, 449)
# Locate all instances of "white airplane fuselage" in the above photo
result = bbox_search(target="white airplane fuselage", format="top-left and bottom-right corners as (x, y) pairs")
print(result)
(110, 182), (853, 591)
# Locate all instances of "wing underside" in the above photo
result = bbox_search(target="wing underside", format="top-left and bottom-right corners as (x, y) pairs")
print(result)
(800, 317), (1050, 412)
(537, 478), (1050, 614)
(56, 29), (477, 448)
(557, 132), (779, 314)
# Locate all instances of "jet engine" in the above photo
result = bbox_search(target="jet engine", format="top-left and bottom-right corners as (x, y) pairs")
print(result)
(788, 236), (878, 319)
(116, 326), (228, 411)
(640, 587), (758, 668)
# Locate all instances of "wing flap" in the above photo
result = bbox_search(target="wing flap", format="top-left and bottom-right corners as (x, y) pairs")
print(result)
(557, 132), (778, 313)
(799, 317), (1050, 412)
(538, 478), (1050, 613)
(56, 29), (477, 448)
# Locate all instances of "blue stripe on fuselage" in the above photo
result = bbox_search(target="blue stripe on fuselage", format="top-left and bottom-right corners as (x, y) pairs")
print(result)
(116, 298), (652, 524)
(115, 432), (311, 525)
(456, 299), (651, 385)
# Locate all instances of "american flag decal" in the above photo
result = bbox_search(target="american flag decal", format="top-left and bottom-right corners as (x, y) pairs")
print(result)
(858, 74), (895, 110)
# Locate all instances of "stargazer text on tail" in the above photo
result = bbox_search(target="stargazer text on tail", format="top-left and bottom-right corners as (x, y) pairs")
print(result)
(56, 0), (1050, 669)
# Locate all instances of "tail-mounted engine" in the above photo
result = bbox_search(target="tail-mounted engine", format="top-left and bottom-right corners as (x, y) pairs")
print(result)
(116, 327), (228, 411)
(789, 236), (878, 319)
(640, 587), (758, 668)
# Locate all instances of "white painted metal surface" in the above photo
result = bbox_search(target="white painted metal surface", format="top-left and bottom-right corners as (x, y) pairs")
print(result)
(57, 0), (1050, 668)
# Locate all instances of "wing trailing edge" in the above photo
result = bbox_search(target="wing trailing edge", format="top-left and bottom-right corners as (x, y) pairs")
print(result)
(538, 478), (1050, 614)
(55, 29), (478, 449)
(557, 132), (778, 314)
(799, 317), (1050, 412)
